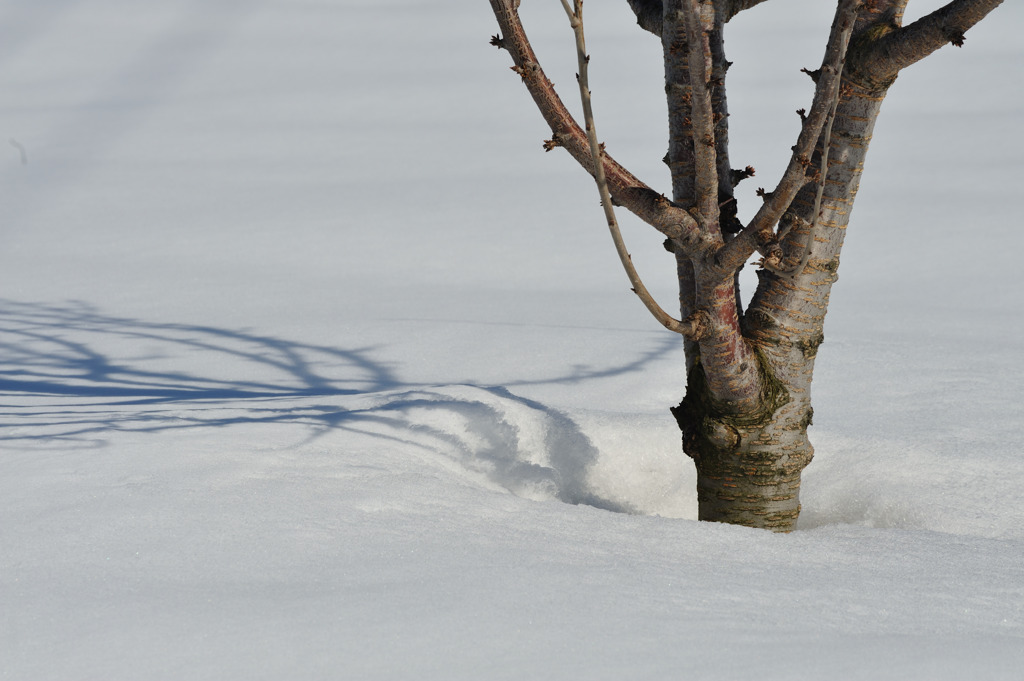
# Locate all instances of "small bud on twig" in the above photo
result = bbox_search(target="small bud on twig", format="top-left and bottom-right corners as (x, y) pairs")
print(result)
(510, 61), (538, 81)
(757, 242), (784, 270)
(730, 166), (755, 185)
(800, 67), (821, 83)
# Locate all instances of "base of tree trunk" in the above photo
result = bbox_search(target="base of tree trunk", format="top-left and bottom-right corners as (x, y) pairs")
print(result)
(673, 356), (813, 532)
(696, 456), (803, 531)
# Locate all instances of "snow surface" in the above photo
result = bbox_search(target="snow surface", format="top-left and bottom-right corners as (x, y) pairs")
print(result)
(2, 1), (1023, 679)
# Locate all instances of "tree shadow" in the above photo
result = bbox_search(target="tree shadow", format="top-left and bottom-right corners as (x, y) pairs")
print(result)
(0, 298), (399, 403)
(1, 299), (681, 513)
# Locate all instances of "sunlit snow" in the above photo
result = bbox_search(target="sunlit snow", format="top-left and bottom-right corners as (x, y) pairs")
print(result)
(2, 1), (1022, 679)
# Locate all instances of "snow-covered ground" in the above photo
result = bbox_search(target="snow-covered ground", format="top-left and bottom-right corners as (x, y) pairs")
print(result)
(2, 1), (1023, 678)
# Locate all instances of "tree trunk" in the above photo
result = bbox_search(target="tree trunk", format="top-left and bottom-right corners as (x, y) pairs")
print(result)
(674, 74), (890, 531)
(487, 0), (1005, 531)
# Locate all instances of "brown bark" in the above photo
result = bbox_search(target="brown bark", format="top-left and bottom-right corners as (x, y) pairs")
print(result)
(563, 0), (707, 339)
(711, 79), (889, 530)
(489, 0), (1006, 531)
(661, 1), (764, 410)
(715, 0), (861, 275)
(489, 0), (709, 249)
(626, 0), (664, 36)
(846, 0), (1004, 89)
(679, 0), (720, 226)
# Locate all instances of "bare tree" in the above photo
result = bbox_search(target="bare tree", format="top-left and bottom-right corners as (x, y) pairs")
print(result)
(487, 0), (1005, 531)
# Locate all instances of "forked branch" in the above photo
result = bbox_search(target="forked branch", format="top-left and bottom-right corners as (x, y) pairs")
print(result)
(848, 0), (1004, 87)
(714, 0), (861, 274)
(561, 0), (709, 339)
(489, 0), (711, 253)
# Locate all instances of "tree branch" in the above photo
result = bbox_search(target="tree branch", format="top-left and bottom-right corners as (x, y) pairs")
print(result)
(563, 0), (708, 338)
(848, 0), (1004, 88)
(662, 4), (697, 207)
(680, 0), (720, 228)
(763, 60), (843, 280)
(709, 25), (742, 237)
(489, 0), (711, 252)
(713, 0), (861, 274)
(626, 0), (664, 36)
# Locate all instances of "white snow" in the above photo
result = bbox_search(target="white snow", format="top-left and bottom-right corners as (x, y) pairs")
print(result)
(2, 1), (1023, 679)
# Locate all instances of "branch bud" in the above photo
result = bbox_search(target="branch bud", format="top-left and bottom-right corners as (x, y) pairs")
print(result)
(800, 67), (821, 83)
(730, 166), (755, 186)
(759, 243), (784, 270)
(682, 310), (713, 342)
(510, 61), (538, 81)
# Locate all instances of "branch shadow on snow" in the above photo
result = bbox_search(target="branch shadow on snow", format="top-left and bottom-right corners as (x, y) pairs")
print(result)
(0, 298), (399, 402)
(0, 299), (681, 514)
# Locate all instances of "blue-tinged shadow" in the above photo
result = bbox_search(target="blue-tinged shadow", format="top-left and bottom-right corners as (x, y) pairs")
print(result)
(1, 299), (681, 514)
(0, 298), (399, 404)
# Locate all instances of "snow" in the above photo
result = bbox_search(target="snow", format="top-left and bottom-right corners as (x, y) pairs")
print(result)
(2, 1), (1023, 679)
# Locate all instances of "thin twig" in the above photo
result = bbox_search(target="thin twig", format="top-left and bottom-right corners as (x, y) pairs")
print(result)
(488, 0), (708, 249)
(560, 0), (707, 339)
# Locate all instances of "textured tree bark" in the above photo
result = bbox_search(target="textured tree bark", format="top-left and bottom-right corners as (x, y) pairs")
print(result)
(674, 114), (882, 529)
(488, 0), (1005, 531)
(679, 36), (891, 531)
